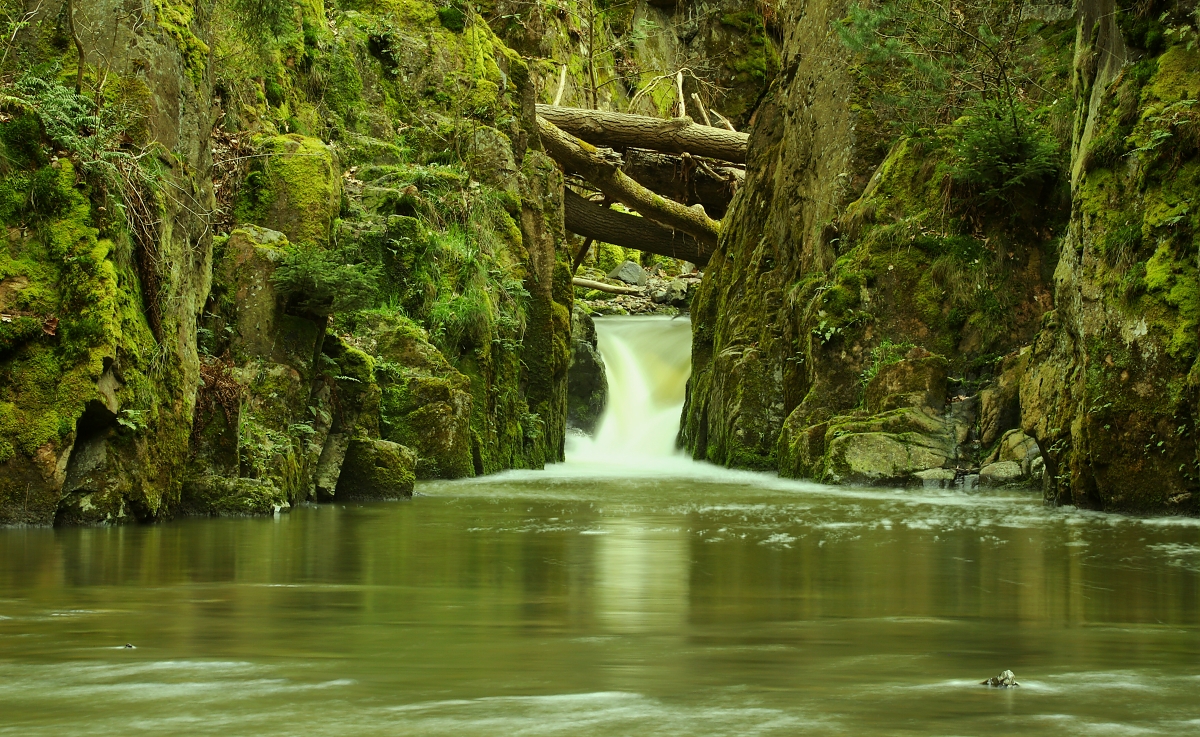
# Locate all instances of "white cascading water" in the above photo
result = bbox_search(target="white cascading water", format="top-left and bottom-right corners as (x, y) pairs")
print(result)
(566, 315), (693, 466)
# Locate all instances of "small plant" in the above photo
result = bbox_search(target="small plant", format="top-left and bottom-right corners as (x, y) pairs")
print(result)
(860, 339), (914, 387)
(271, 244), (381, 317)
(949, 103), (1061, 217)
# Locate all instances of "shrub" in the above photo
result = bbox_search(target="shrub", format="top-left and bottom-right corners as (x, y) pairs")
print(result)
(950, 104), (1061, 217)
(271, 244), (381, 317)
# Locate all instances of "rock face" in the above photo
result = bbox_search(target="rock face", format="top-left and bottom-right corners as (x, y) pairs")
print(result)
(0, 0), (214, 525)
(0, 0), (578, 524)
(1019, 2), (1200, 513)
(682, 0), (1198, 510)
(567, 307), (608, 434)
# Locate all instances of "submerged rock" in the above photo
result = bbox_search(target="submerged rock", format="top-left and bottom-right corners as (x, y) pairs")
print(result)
(981, 670), (1020, 688)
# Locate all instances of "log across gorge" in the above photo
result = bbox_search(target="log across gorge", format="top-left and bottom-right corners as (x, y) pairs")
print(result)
(535, 105), (749, 268)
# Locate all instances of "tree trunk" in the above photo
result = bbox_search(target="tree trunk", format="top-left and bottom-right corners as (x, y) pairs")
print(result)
(622, 149), (743, 219)
(537, 104), (749, 164)
(539, 116), (721, 246)
(564, 189), (712, 265)
(572, 277), (643, 295)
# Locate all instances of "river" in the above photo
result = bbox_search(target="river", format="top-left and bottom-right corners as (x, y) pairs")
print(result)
(1, 316), (1199, 735)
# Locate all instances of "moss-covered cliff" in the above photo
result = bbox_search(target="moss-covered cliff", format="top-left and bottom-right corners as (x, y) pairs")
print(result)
(683, 0), (1199, 512)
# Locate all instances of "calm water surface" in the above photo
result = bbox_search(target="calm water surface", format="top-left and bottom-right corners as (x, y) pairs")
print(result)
(1, 318), (1199, 735)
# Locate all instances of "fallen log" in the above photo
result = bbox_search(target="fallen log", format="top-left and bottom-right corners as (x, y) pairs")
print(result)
(537, 104), (749, 164)
(539, 116), (721, 246)
(623, 148), (743, 219)
(564, 189), (712, 265)
(572, 277), (642, 295)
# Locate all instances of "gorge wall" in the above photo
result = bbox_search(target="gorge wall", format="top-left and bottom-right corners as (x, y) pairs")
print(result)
(0, 0), (776, 524)
(683, 0), (1200, 512)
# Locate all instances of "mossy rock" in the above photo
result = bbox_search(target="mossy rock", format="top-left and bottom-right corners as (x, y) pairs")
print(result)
(236, 135), (341, 246)
(181, 477), (291, 517)
(334, 437), (415, 499)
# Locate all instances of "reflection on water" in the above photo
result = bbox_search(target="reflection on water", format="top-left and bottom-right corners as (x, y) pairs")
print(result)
(1, 315), (1199, 735)
(2, 479), (1200, 735)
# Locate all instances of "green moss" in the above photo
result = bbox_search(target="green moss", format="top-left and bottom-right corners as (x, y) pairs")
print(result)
(152, 0), (210, 87)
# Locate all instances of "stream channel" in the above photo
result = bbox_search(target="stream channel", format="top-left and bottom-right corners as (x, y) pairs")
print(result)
(2, 316), (1200, 735)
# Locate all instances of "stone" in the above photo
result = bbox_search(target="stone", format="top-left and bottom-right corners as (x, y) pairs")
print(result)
(180, 477), (290, 517)
(664, 279), (690, 306)
(864, 353), (950, 415)
(960, 473), (981, 491)
(914, 468), (957, 489)
(353, 314), (474, 479)
(608, 260), (648, 286)
(334, 438), (416, 500)
(981, 670), (1020, 688)
(825, 430), (952, 485)
(1029, 456), (1045, 481)
(999, 429), (1041, 474)
(979, 461), (1024, 486)
(240, 134), (341, 246)
(567, 307), (608, 434)
(315, 432), (351, 501)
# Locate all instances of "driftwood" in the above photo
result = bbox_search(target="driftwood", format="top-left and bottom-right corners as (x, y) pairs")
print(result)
(539, 116), (721, 246)
(623, 148), (742, 219)
(572, 277), (642, 295)
(563, 189), (712, 265)
(537, 104), (749, 164)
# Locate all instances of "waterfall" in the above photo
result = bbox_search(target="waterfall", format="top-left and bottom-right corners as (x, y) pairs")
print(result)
(567, 315), (693, 465)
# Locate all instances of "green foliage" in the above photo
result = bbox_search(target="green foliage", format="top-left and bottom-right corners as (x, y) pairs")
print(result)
(949, 103), (1061, 216)
(229, 0), (296, 40)
(438, 4), (466, 32)
(860, 339), (915, 387)
(271, 244), (381, 316)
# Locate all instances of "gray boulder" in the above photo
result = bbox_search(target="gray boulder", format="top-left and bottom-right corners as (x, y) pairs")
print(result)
(979, 460), (1024, 486)
(608, 260), (648, 286)
(981, 670), (1020, 688)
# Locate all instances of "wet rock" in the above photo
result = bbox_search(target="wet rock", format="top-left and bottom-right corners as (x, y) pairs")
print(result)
(334, 438), (416, 500)
(979, 461), (1024, 486)
(608, 260), (648, 286)
(567, 307), (608, 434)
(998, 429), (1041, 475)
(981, 670), (1020, 688)
(914, 468), (956, 489)
(348, 313), (474, 480)
(664, 279), (689, 306)
(864, 350), (949, 415)
(180, 477), (290, 517)
(960, 473), (981, 491)
(1029, 456), (1045, 481)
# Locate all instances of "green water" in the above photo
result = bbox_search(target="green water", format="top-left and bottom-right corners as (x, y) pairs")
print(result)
(2, 470), (1200, 735)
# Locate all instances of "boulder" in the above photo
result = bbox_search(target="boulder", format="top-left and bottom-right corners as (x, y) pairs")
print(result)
(864, 350), (949, 415)
(825, 429), (953, 485)
(346, 313), (474, 479)
(334, 438), (416, 500)
(998, 429), (1041, 474)
(238, 134), (341, 246)
(664, 279), (689, 306)
(979, 460), (1024, 486)
(180, 477), (290, 517)
(567, 307), (608, 434)
(981, 670), (1020, 688)
(608, 260), (648, 286)
(914, 468), (957, 489)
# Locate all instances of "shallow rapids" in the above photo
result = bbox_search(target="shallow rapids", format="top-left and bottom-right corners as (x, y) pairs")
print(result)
(1, 317), (1199, 736)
